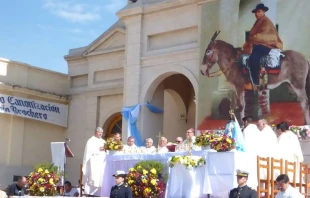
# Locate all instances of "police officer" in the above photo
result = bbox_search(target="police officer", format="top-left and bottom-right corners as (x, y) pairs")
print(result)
(229, 170), (257, 198)
(110, 170), (132, 198)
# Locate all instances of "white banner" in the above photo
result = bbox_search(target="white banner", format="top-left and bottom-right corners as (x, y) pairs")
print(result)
(0, 94), (68, 127)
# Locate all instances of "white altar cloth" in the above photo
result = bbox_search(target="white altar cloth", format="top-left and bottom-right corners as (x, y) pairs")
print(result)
(100, 151), (257, 198)
(100, 150), (209, 197)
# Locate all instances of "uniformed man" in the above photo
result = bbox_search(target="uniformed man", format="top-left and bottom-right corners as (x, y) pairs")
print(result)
(229, 170), (257, 198)
(109, 170), (132, 198)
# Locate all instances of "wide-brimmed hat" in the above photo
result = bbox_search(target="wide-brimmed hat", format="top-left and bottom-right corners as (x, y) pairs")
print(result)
(112, 170), (127, 178)
(252, 3), (269, 13)
(236, 169), (249, 177)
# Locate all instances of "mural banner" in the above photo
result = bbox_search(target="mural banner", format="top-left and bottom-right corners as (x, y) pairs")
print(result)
(0, 94), (68, 127)
(198, 0), (310, 129)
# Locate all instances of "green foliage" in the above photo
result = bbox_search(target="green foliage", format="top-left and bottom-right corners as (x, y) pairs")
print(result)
(134, 160), (165, 175)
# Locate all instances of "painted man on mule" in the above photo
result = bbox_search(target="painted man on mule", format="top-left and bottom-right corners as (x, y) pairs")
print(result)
(201, 4), (310, 124)
(243, 3), (283, 90)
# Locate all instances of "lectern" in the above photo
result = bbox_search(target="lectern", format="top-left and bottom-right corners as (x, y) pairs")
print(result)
(51, 141), (74, 195)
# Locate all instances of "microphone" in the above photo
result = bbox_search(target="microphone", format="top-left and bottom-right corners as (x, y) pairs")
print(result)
(65, 137), (71, 142)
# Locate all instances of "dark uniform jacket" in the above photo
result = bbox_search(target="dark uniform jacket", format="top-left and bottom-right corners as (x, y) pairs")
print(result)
(110, 183), (132, 198)
(229, 185), (257, 198)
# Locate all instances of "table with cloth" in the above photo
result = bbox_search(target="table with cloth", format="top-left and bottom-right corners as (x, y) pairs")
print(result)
(100, 150), (258, 198)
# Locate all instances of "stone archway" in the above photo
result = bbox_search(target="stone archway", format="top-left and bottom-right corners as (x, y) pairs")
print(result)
(139, 72), (196, 145)
(102, 112), (122, 139)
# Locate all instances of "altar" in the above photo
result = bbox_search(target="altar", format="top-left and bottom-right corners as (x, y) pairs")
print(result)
(100, 151), (257, 198)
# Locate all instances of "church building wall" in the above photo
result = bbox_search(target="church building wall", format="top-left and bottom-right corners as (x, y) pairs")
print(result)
(0, 58), (68, 186)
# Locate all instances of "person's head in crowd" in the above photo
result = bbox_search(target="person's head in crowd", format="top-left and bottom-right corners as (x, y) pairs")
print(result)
(276, 122), (289, 133)
(145, 138), (153, 148)
(236, 170), (249, 187)
(16, 176), (27, 188)
(127, 136), (135, 146)
(112, 171), (127, 186)
(94, 127), (104, 138)
(159, 137), (168, 147)
(64, 181), (73, 192)
(186, 128), (195, 139)
(276, 174), (290, 192)
(113, 132), (122, 141)
(257, 119), (268, 131)
(176, 137), (183, 144)
(242, 116), (253, 128)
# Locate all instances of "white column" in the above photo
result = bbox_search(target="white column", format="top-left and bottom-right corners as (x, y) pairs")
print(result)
(121, 13), (143, 136)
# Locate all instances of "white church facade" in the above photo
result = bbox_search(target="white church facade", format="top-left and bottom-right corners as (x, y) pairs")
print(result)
(0, 0), (310, 187)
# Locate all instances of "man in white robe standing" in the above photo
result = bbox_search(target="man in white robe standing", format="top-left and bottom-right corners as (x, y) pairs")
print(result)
(82, 127), (106, 196)
(276, 122), (304, 162)
(257, 119), (278, 158)
(242, 116), (261, 155)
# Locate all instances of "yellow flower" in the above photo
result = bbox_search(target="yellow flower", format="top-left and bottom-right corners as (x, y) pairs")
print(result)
(129, 168), (135, 172)
(38, 168), (43, 173)
(49, 178), (54, 184)
(142, 169), (148, 175)
(226, 139), (232, 144)
(142, 178), (148, 184)
(150, 168), (157, 175)
(38, 178), (44, 183)
(150, 179), (157, 185)
(143, 187), (151, 195)
(137, 166), (142, 170)
(114, 145), (119, 150)
(45, 169), (49, 174)
(135, 191), (138, 195)
(128, 180), (134, 185)
(39, 187), (45, 192)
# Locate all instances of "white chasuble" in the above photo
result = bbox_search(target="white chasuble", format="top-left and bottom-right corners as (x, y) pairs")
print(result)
(243, 124), (261, 155)
(82, 136), (106, 195)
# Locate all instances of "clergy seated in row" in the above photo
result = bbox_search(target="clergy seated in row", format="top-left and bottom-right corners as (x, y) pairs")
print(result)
(157, 137), (169, 153)
(82, 127), (106, 197)
(123, 136), (137, 152)
(140, 138), (156, 153)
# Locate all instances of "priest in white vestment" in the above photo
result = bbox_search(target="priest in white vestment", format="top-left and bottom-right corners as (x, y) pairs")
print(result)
(242, 116), (261, 155)
(82, 127), (106, 196)
(141, 138), (156, 153)
(123, 136), (137, 152)
(182, 128), (201, 150)
(257, 119), (278, 158)
(157, 137), (169, 153)
(276, 122), (304, 162)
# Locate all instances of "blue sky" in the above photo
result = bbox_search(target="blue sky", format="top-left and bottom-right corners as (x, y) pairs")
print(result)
(0, 0), (127, 74)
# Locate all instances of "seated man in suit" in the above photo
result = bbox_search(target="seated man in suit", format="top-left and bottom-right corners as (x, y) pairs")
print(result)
(229, 170), (257, 198)
(7, 176), (27, 198)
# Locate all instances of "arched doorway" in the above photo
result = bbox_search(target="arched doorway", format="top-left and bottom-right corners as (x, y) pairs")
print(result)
(140, 73), (196, 144)
(103, 113), (122, 139)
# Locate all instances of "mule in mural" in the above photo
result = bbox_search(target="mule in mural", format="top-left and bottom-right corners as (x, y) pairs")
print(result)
(200, 31), (310, 124)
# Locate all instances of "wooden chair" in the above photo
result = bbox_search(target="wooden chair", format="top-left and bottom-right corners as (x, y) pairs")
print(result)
(284, 160), (296, 187)
(257, 156), (271, 198)
(296, 162), (309, 196)
(79, 164), (85, 197)
(270, 158), (284, 197)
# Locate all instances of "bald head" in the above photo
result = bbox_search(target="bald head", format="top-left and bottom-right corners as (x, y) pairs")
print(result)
(257, 119), (268, 131)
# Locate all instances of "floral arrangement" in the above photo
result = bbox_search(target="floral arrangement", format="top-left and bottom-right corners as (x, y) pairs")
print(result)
(104, 138), (123, 151)
(168, 155), (206, 170)
(195, 130), (218, 147)
(210, 135), (235, 152)
(28, 163), (60, 196)
(289, 125), (310, 139)
(127, 160), (166, 198)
